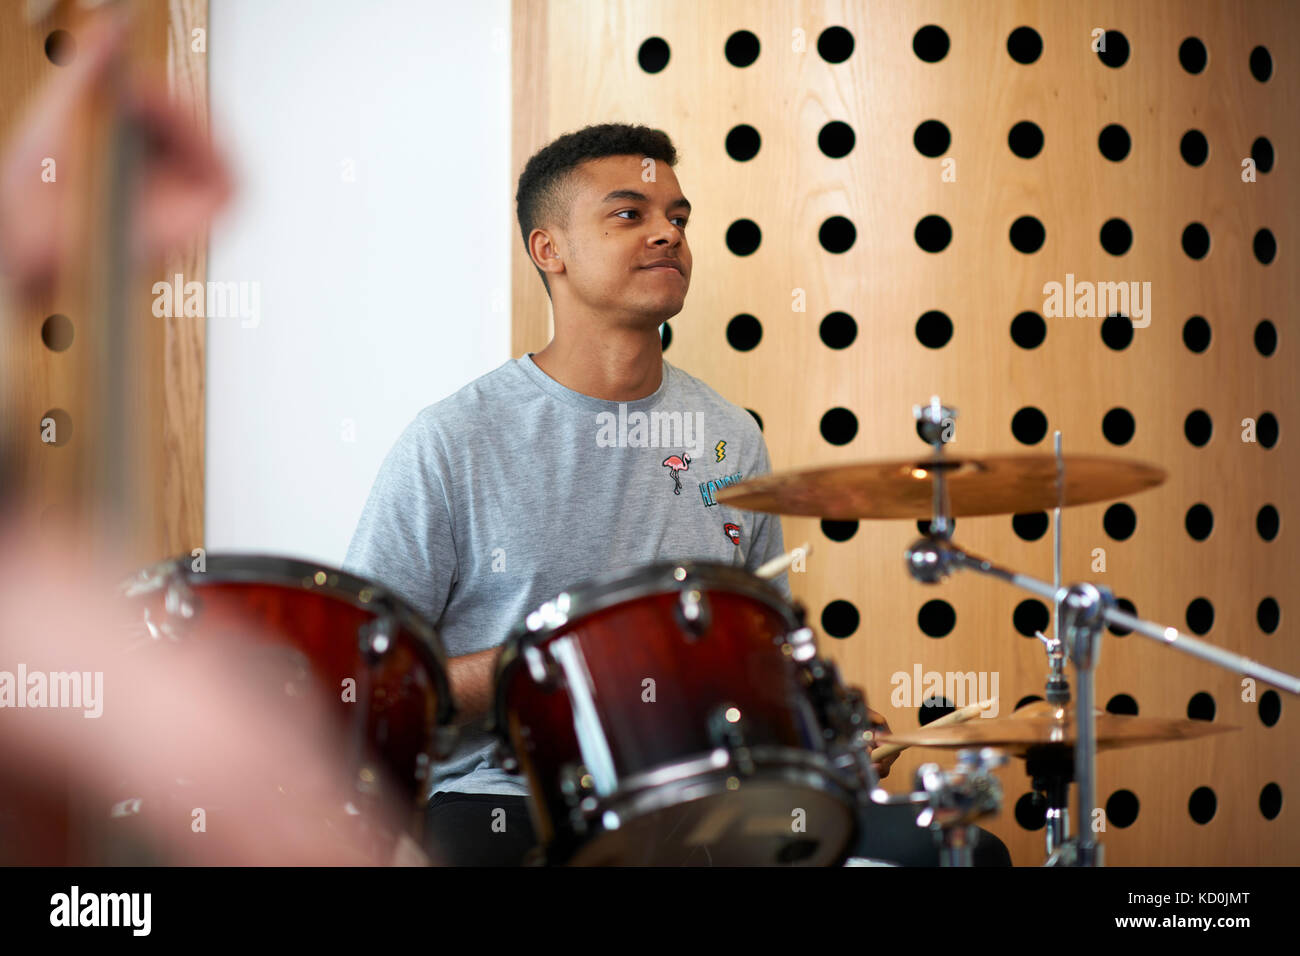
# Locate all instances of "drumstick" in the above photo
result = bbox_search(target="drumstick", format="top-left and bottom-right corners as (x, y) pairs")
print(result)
(869, 698), (998, 762)
(755, 542), (812, 579)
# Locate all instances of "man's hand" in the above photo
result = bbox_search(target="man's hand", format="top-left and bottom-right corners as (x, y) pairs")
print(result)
(866, 705), (900, 779)
(0, 9), (233, 305)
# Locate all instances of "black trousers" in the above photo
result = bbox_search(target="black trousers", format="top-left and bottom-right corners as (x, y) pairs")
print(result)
(423, 792), (1012, 867)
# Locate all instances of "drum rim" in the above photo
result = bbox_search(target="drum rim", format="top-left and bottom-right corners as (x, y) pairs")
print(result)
(550, 749), (860, 866)
(488, 560), (800, 749)
(120, 552), (457, 727)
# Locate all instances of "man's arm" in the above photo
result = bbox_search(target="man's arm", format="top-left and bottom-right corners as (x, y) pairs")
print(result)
(447, 647), (502, 727)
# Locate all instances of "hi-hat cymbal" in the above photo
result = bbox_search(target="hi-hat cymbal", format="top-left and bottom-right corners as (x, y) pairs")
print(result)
(714, 454), (1165, 519)
(876, 701), (1236, 758)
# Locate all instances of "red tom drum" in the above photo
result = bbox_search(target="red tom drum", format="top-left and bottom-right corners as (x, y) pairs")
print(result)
(492, 561), (872, 866)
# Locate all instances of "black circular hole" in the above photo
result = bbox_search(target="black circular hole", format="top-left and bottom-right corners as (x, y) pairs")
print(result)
(1009, 216), (1045, 253)
(1260, 783), (1282, 820)
(1254, 319), (1277, 357)
(918, 599), (956, 638)
(1097, 30), (1130, 68)
(1012, 511), (1049, 541)
(1106, 789), (1140, 828)
(914, 215), (952, 253)
(819, 407), (858, 445)
(1180, 129), (1209, 167)
(1182, 315), (1211, 353)
(1098, 124), (1131, 162)
(1254, 228), (1276, 265)
(45, 29), (76, 66)
(820, 312), (857, 350)
(725, 124), (762, 162)
(1102, 407), (1135, 446)
(1014, 695), (1045, 711)
(1100, 218), (1133, 255)
(1101, 313), (1134, 350)
(1187, 692), (1216, 721)
(821, 599), (860, 638)
(1008, 121), (1044, 159)
(1259, 690), (1281, 727)
(1249, 45), (1272, 82)
(659, 321), (672, 351)
(1185, 503), (1213, 541)
(1109, 598), (1137, 636)
(819, 216), (857, 254)
(912, 24), (949, 63)
(1010, 311), (1046, 349)
(41, 314), (74, 352)
(1257, 597), (1280, 634)
(915, 310), (953, 349)
(726, 314), (763, 352)
(725, 219), (762, 256)
(638, 36), (670, 73)
(1011, 406), (1048, 445)
(724, 29), (760, 68)
(818, 121), (855, 159)
(38, 408), (73, 447)
(1184, 409), (1212, 447)
(1251, 137), (1274, 175)
(1179, 36), (1207, 74)
(1257, 411), (1278, 449)
(1186, 597), (1215, 635)
(1257, 504), (1279, 541)
(1013, 599), (1050, 637)
(916, 518), (955, 536)
(746, 408), (763, 432)
(1007, 26), (1043, 65)
(1104, 503), (1136, 541)
(1014, 792), (1047, 831)
(913, 120), (950, 157)
(919, 695), (955, 726)
(817, 25), (855, 64)
(1182, 222), (1210, 260)
(1188, 786), (1217, 824)
(1106, 693), (1139, 716)
(821, 519), (858, 542)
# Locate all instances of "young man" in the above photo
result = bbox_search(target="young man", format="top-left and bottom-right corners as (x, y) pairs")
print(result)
(343, 123), (1008, 867)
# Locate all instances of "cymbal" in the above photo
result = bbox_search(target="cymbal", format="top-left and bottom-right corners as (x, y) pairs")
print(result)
(876, 701), (1236, 758)
(714, 454), (1166, 519)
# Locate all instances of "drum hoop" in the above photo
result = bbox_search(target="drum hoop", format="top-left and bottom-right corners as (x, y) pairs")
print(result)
(489, 560), (799, 749)
(120, 552), (456, 725)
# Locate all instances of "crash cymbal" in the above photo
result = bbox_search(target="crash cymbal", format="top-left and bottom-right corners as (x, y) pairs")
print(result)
(714, 454), (1166, 519)
(875, 701), (1236, 758)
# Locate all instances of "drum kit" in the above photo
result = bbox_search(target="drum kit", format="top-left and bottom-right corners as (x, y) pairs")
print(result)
(101, 396), (1298, 867)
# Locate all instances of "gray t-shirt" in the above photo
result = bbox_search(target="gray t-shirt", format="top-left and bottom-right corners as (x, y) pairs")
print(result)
(342, 352), (791, 798)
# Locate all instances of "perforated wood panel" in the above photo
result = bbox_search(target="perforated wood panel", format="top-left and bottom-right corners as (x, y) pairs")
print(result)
(0, 0), (208, 568)
(513, 0), (1298, 865)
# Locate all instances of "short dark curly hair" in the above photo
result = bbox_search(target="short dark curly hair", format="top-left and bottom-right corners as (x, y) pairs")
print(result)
(516, 123), (679, 298)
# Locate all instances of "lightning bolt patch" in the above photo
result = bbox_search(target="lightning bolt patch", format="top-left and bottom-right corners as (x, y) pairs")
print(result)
(715, 440), (726, 462)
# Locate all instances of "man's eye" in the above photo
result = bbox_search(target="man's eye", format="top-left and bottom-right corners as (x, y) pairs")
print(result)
(615, 210), (687, 228)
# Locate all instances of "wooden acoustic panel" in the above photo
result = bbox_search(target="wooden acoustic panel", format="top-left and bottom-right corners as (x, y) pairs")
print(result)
(513, 0), (1298, 865)
(0, 0), (208, 571)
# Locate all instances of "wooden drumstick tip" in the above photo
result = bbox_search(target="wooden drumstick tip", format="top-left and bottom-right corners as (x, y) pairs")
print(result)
(755, 541), (812, 580)
(869, 697), (999, 762)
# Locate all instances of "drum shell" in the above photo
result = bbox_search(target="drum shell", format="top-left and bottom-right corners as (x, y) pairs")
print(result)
(123, 556), (455, 811)
(496, 570), (835, 852)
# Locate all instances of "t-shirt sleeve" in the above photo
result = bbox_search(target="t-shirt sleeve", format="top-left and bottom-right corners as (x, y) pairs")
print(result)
(743, 429), (791, 602)
(342, 413), (458, 626)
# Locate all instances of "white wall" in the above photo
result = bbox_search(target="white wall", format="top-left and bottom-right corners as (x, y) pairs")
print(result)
(206, 0), (512, 564)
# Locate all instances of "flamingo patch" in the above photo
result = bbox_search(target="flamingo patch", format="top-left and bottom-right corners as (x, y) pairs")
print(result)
(662, 452), (691, 495)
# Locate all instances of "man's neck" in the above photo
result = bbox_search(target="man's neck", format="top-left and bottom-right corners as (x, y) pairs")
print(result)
(531, 325), (665, 402)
